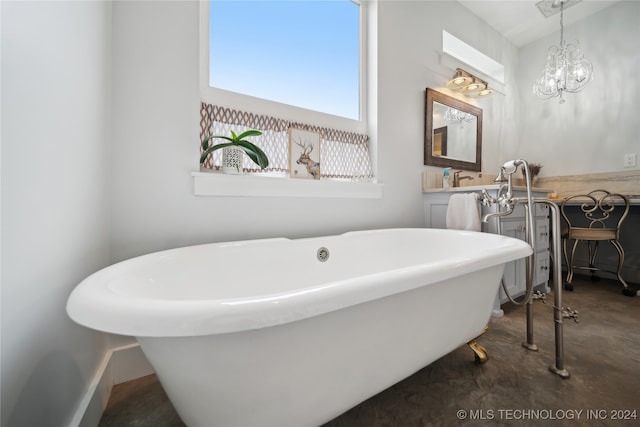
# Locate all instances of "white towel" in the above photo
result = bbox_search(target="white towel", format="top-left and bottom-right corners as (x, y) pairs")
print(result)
(446, 193), (481, 231)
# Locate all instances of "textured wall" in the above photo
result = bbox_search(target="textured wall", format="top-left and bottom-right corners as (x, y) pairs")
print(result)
(1, 1), (112, 425)
(515, 1), (640, 177)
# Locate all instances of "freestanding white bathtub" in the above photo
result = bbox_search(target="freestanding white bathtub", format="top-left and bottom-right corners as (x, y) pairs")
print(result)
(67, 228), (531, 426)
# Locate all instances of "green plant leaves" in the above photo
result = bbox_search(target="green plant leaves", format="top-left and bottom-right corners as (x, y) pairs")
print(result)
(236, 129), (263, 140)
(236, 140), (269, 169)
(199, 130), (269, 169)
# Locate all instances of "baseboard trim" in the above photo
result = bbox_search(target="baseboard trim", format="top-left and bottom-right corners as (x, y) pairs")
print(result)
(68, 343), (154, 427)
(110, 342), (155, 385)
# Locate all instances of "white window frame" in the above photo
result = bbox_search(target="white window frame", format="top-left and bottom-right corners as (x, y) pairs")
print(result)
(195, 1), (380, 199)
(199, 0), (368, 134)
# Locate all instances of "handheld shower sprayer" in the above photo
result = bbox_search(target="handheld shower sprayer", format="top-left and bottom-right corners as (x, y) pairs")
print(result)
(481, 160), (523, 223)
(482, 159), (538, 311)
(501, 159), (519, 170)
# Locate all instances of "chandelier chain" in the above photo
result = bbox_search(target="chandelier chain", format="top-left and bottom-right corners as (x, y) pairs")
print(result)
(560, 2), (564, 46)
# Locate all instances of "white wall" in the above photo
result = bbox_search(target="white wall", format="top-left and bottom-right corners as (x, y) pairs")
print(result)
(111, 0), (392, 263)
(378, 0), (521, 179)
(109, 1), (518, 263)
(1, 1), (112, 426)
(515, 0), (640, 177)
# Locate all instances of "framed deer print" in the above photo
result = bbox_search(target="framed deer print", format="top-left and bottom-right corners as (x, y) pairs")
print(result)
(288, 128), (321, 180)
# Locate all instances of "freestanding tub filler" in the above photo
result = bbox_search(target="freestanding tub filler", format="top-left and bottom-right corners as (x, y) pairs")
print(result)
(67, 228), (532, 426)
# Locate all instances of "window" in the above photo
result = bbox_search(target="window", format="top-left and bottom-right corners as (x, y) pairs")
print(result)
(205, 0), (362, 122)
(197, 1), (376, 193)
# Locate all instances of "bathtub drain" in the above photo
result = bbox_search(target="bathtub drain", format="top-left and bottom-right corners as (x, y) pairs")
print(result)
(317, 247), (330, 262)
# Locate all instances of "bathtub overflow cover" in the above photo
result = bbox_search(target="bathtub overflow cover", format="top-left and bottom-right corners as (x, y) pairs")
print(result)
(317, 247), (330, 262)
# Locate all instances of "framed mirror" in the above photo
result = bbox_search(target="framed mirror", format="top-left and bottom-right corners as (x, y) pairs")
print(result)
(424, 88), (482, 172)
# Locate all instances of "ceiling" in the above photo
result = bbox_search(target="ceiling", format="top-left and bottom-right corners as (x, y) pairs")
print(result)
(457, 0), (620, 47)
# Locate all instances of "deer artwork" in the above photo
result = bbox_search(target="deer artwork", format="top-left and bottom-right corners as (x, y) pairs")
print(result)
(294, 138), (321, 179)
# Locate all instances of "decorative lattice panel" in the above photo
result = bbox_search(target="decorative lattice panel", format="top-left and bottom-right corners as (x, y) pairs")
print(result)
(200, 103), (373, 179)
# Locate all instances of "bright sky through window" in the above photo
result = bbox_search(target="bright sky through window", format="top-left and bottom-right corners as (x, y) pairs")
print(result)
(209, 0), (360, 120)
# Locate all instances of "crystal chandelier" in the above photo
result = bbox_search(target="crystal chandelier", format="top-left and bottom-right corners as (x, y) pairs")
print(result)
(533, 0), (593, 103)
(445, 107), (475, 123)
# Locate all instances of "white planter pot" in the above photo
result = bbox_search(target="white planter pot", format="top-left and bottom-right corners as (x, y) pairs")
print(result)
(222, 147), (243, 175)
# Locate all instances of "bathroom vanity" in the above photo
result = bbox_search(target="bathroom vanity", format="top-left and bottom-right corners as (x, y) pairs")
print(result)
(424, 185), (552, 316)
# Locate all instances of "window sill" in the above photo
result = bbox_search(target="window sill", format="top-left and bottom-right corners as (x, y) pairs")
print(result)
(192, 171), (383, 199)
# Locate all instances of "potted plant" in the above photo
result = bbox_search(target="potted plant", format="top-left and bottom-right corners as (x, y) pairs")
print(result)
(200, 129), (269, 174)
(521, 163), (542, 183)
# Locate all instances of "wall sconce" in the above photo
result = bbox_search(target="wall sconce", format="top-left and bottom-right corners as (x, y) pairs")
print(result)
(446, 68), (493, 97)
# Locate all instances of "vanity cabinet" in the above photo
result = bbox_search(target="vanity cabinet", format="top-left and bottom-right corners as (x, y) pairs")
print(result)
(487, 204), (550, 310)
(423, 186), (551, 316)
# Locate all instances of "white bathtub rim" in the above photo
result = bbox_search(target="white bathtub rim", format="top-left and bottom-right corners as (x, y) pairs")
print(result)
(67, 228), (532, 337)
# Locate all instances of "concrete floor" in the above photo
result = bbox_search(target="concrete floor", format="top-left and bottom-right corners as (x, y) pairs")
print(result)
(99, 276), (640, 426)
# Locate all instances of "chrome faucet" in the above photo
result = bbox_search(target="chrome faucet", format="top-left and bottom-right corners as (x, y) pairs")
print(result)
(453, 171), (474, 187)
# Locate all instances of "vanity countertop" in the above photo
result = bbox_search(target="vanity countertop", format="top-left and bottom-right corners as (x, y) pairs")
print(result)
(558, 194), (640, 206)
(423, 185), (554, 194)
(423, 185), (640, 205)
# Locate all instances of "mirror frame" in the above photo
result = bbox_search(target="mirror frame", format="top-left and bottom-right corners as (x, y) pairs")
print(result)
(424, 88), (482, 172)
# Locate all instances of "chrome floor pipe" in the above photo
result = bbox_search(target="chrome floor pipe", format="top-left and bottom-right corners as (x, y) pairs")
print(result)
(481, 159), (569, 379)
(505, 197), (569, 378)
(535, 198), (570, 379)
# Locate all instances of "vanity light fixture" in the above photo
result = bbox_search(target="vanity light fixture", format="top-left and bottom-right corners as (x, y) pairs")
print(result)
(446, 69), (473, 90)
(460, 78), (486, 94)
(533, 0), (593, 103)
(446, 68), (492, 97)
